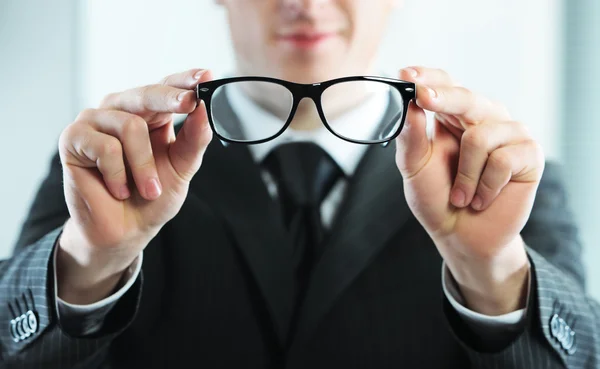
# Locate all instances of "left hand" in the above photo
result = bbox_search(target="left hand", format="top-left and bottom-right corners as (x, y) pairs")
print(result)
(395, 67), (545, 315)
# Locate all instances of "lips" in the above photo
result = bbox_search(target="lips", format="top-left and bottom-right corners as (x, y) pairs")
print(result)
(277, 29), (338, 49)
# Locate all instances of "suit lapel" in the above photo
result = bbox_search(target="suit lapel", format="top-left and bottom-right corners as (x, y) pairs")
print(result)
(188, 97), (296, 347)
(289, 139), (413, 349)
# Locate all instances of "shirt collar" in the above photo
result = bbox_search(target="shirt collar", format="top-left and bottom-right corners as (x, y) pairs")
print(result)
(226, 80), (390, 176)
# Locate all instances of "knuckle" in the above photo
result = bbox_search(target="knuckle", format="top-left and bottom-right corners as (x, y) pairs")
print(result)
(159, 75), (172, 86)
(58, 127), (73, 152)
(528, 139), (546, 164)
(138, 84), (150, 94)
(100, 137), (123, 157)
(167, 88), (181, 102)
(133, 156), (157, 171)
(531, 139), (544, 155)
(105, 164), (126, 179)
(456, 170), (478, 185)
(489, 150), (512, 170)
(133, 85), (153, 106)
(482, 98), (495, 114)
(60, 123), (79, 141)
(107, 170), (127, 182)
(59, 123), (86, 148)
(495, 101), (511, 119)
(436, 67), (451, 80)
(512, 120), (532, 138)
(509, 119), (523, 127)
(460, 87), (476, 105)
(462, 127), (488, 150)
(121, 116), (147, 138)
(478, 175), (497, 194)
(99, 92), (118, 108)
(75, 108), (96, 123)
(136, 85), (151, 103)
(139, 84), (156, 97)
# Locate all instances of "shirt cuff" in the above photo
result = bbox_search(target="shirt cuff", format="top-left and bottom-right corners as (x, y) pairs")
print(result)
(53, 249), (143, 332)
(441, 262), (530, 336)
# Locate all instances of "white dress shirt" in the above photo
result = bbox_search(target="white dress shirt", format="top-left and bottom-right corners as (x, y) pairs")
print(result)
(54, 81), (529, 337)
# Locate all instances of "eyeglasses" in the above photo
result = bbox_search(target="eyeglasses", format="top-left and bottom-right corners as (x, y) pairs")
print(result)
(195, 76), (416, 145)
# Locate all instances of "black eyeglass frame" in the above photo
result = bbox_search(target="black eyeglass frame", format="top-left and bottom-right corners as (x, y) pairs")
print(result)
(195, 75), (416, 145)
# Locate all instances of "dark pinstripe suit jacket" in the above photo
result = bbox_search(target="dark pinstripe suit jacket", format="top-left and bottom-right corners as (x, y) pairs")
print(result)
(1, 94), (599, 368)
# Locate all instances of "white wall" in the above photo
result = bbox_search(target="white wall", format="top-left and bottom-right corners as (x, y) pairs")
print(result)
(0, 0), (78, 258)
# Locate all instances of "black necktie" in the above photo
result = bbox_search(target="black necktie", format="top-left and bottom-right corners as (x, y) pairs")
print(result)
(263, 142), (343, 314)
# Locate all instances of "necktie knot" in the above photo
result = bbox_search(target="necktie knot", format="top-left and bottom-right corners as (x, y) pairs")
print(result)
(263, 142), (343, 211)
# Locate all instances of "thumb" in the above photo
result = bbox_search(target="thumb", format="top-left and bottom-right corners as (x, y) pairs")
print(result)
(395, 101), (431, 179)
(168, 98), (213, 182)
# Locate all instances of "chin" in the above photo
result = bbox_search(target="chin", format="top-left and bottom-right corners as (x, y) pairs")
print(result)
(273, 62), (350, 84)
(261, 43), (356, 83)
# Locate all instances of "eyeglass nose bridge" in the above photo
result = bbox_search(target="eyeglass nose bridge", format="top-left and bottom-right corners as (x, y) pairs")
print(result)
(288, 83), (329, 120)
(285, 83), (327, 118)
(292, 82), (325, 100)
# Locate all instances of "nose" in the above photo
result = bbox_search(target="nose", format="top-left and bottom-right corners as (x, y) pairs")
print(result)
(279, 0), (330, 16)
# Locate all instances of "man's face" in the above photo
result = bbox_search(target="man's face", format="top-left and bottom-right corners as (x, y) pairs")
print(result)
(217, 0), (397, 84)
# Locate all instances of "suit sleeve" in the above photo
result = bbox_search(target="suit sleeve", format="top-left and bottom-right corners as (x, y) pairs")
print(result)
(444, 161), (600, 368)
(0, 151), (143, 368)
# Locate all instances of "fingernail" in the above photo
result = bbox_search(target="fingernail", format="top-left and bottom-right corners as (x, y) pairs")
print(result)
(177, 91), (188, 101)
(194, 70), (206, 80)
(120, 185), (131, 199)
(451, 188), (466, 207)
(404, 68), (418, 78)
(471, 195), (483, 210)
(426, 87), (437, 99)
(146, 178), (162, 199)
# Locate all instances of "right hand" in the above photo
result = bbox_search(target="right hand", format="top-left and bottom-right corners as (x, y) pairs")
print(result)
(56, 69), (214, 304)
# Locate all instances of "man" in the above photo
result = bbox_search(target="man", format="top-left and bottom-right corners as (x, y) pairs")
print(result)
(1, 0), (599, 368)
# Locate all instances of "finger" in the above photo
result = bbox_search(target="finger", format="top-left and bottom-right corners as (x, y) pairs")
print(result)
(60, 124), (129, 200)
(395, 101), (431, 179)
(98, 69), (213, 120)
(451, 120), (531, 208)
(472, 140), (545, 211)
(168, 101), (213, 182)
(399, 66), (454, 86)
(99, 84), (198, 118)
(77, 108), (162, 200)
(416, 85), (511, 125)
(159, 68), (209, 89)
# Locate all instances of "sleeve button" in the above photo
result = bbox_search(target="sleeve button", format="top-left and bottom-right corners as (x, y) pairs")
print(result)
(9, 319), (20, 343)
(26, 310), (38, 334)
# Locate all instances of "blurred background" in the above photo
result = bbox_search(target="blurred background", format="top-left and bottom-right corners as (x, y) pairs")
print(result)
(0, 0), (598, 299)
